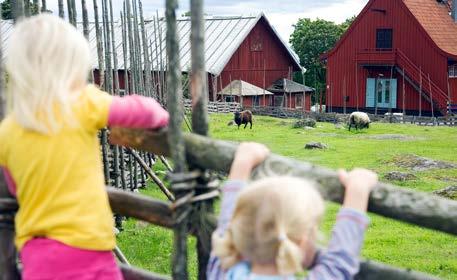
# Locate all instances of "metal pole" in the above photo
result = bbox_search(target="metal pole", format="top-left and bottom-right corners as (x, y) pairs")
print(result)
(428, 74), (434, 118)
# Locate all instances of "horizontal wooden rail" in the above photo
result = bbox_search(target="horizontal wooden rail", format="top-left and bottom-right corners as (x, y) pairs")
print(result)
(110, 127), (457, 236)
(120, 264), (172, 280)
(357, 260), (439, 280)
(108, 188), (174, 229)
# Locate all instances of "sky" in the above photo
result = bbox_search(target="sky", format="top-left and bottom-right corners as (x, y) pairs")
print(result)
(46, 0), (368, 43)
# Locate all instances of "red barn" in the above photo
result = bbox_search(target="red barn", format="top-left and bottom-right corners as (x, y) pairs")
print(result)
(323, 0), (457, 116)
(86, 14), (308, 108)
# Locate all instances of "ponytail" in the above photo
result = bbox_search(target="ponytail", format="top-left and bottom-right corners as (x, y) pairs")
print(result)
(276, 233), (304, 275)
(212, 229), (241, 269)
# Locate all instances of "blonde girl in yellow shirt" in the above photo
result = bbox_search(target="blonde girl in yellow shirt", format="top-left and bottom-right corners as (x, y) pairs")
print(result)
(0, 15), (169, 279)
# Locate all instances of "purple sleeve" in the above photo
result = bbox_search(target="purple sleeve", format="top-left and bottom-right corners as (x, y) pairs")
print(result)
(1, 167), (17, 197)
(207, 180), (247, 280)
(307, 208), (369, 280)
(107, 95), (169, 129)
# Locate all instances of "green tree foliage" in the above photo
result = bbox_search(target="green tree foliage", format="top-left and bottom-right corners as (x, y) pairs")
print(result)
(290, 17), (355, 103)
(1, 0), (49, 19)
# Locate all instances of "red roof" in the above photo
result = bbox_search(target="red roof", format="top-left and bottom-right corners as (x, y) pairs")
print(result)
(403, 0), (457, 56)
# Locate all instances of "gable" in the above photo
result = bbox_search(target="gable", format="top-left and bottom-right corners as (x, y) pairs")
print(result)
(326, 0), (457, 59)
(223, 18), (301, 72)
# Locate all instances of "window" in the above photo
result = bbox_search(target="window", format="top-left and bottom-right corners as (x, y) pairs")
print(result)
(253, 96), (261, 107)
(274, 95), (284, 107)
(376, 29), (392, 49)
(449, 65), (457, 78)
(250, 30), (263, 51)
(295, 95), (303, 108)
(225, 96), (236, 103)
(385, 80), (390, 104)
(377, 79), (383, 103)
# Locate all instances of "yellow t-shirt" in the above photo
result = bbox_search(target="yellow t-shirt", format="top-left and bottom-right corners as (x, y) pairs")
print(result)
(0, 85), (116, 251)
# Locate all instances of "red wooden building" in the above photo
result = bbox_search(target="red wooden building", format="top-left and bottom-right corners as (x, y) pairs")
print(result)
(322, 0), (457, 116)
(87, 14), (310, 109)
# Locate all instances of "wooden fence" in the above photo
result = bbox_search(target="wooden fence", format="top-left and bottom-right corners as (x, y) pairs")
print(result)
(184, 99), (241, 114)
(246, 106), (457, 126)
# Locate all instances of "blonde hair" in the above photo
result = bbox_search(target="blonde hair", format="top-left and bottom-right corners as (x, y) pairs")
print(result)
(5, 14), (91, 134)
(212, 177), (325, 275)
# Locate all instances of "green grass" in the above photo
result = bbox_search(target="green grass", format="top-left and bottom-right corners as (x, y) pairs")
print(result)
(117, 114), (457, 279)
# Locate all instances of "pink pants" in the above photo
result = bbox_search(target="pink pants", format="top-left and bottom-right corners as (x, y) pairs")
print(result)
(20, 238), (123, 280)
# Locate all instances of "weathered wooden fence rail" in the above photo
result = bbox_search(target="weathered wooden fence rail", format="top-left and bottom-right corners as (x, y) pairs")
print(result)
(247, 106), (457, 126)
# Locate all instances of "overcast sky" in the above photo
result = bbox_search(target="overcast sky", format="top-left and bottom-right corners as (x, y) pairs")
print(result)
(46, 0), (368, 43)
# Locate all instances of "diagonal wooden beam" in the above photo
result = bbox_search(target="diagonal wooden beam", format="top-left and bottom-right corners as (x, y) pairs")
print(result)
(110, 127), (457, 236)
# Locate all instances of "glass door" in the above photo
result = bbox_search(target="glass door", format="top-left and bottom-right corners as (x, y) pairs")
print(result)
(368, 78), (397, 108)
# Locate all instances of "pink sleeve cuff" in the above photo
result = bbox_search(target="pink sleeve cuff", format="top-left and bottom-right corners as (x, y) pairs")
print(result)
(108, 95), (169, 129)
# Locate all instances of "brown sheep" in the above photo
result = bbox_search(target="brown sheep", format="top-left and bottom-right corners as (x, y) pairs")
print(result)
(234, 110), (253, 129)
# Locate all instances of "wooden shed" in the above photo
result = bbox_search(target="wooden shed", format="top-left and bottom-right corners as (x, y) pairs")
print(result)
(267, 78), (313, 110)
(322, 0), (457, 116)
(217, 79), (273, 107)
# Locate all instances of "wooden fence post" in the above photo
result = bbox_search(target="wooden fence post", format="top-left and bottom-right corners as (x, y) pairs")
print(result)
(166, 0), (190, 278)
(0, 8), (20, 279)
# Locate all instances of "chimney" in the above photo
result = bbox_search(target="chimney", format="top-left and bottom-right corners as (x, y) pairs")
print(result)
(453, 0), (457, 22)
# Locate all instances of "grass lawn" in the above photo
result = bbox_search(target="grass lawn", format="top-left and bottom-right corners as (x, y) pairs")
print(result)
(117, 113), (457, 279)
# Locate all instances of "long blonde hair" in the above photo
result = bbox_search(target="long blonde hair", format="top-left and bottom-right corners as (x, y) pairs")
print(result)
(5, 14), (91, 134)
(212, 177), (325, 275)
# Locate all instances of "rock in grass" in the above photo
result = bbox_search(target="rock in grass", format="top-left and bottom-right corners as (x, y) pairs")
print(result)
(433, 186), (457, 200)
(227, 120), (235, 126)
(293, 118), (316, 128)
(305, 142), (327, 149)
(393, 154), (456, 171)
(385, 171), (417, 181)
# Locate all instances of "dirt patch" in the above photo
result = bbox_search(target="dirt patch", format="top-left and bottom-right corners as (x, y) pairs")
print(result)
(393, 154), (456, 171)
(365, 134), (425, 141)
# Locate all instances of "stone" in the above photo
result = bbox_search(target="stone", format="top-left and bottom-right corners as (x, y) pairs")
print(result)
(433, 186), (457, 200)
(227, 120), (235, 126)
(384, 171), (417, 181)
(334, 123), (345, 129)
(305, 142), (328, 149)
(293, 118), (316, 128)
(393, 154), (456, 171)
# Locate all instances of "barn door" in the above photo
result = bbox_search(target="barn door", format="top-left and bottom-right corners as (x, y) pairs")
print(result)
(366, 78), (397, 108)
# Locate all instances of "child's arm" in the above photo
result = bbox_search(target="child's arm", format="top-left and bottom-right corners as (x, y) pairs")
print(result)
(207, 143), (269, 280)
(216, 142), (270, 233)
(108, 95), (169, 129)
(307, 168), (377, 280)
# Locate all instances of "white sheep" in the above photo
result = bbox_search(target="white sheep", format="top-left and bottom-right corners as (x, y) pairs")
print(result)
(348, 111), (370, 131)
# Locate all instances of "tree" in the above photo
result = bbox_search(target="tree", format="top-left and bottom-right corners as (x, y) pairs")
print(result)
(290, 17), (355, 104)
(1, 0), (50, 19)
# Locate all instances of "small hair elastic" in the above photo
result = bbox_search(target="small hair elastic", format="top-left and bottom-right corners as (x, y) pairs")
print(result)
(278, 233), (287, 242)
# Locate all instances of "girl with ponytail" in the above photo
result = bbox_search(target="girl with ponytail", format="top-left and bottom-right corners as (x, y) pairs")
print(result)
(207, 143), (378, 280)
